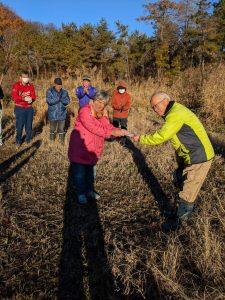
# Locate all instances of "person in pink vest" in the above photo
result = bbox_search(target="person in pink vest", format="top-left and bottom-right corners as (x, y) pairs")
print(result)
(68, 90), (127, 204)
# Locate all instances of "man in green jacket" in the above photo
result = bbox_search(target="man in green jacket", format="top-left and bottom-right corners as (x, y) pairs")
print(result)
(133, 91), (214, 231)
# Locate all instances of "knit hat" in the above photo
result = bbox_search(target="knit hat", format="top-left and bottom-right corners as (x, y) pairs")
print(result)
(82, 75), (91, 81)
(54, 77), (62, 85)
(117, 81), (126, 89)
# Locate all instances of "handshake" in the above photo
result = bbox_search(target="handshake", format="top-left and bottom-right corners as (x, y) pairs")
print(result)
(24, 96), (32, 104)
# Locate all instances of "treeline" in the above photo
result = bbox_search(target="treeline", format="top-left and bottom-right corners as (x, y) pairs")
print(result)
(0, 0), (225, 82)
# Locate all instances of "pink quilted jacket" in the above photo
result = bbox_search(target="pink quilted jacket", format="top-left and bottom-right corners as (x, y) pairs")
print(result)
(68, 104), (115, 165)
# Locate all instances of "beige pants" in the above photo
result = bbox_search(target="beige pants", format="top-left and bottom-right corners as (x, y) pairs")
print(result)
(179, 160), (212, 203)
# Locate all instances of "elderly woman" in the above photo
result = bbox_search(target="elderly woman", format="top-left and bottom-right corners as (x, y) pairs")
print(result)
(68, 90), (126, 204)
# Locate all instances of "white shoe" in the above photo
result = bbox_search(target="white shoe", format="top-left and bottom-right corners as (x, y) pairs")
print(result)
(86, 191), (100, 200)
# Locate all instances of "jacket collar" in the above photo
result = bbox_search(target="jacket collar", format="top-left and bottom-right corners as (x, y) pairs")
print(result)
(163, 101), (175, 118)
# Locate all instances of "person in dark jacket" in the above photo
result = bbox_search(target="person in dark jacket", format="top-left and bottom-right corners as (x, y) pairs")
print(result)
(76, 75), (96, 109)
(46, 78), (70, 144)
(0, 85), (4, 146)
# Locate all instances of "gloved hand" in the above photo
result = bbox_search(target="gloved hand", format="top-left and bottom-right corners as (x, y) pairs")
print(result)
(24, 96), (32, 104)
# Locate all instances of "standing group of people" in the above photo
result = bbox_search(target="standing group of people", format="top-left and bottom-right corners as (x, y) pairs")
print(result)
(0, 71), (215, 231)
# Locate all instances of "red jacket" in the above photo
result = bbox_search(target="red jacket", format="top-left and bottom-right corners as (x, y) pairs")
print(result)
(68, 104), (116, 165)
(112, 81), (131, 118)
(11, 81), (36, 108)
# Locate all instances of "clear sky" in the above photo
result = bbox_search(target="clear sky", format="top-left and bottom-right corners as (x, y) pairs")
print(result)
(1, 0), (154, 36)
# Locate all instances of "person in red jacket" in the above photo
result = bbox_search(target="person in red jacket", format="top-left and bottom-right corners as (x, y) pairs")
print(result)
(11, 70), (36, 147)
(111, 81), (131, 130)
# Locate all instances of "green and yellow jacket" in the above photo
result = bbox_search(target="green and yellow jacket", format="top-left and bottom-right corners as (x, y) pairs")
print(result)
(140, 101), (214, 166)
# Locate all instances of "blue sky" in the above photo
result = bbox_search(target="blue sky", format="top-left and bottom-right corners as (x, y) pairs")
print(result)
(2, 0), (154, 36)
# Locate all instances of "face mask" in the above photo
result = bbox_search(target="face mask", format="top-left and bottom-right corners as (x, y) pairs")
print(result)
(118, 89), (125, 94)
(22, 77), (30, 84)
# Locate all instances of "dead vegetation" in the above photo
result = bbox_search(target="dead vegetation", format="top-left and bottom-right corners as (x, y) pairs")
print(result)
(0, 67), (225, 299)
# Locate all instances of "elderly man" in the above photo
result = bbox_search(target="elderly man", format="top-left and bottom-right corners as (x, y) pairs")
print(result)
(133, 91), (214, 231)
(76, 75), (96, 109)
(46, 77), (70, 144)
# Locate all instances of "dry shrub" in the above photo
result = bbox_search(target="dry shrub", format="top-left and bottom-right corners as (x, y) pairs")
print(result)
(201, 64), (225, 127)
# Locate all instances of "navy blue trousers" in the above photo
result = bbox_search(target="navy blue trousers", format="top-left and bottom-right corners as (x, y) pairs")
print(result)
(14, 106), (34, 144)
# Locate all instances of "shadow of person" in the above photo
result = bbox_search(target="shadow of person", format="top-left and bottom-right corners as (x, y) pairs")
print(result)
(2, 123), (15, 142)
(0, 140), (42, 184)
(58, 130), (120, 300)
(32, 111), (47, 139)
(122, 138), (170, 214)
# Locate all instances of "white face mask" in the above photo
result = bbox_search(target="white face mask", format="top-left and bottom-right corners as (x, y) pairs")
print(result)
(118, 88), (126, 94)
(22, 77), (30, 84)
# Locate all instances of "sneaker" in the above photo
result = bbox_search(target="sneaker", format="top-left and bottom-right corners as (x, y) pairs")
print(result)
(16, 143), (21, 149)
(86, 191), (100, 200)
(78, 194), (87, 205)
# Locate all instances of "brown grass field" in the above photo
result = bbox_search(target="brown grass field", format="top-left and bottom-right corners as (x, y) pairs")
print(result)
(0, 66), (225, 299)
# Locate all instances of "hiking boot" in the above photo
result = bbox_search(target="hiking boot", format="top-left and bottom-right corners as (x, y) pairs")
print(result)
(78, 194), (87, 205)
(59, 133), (65, 145)
(86, 191), (100, 200)
(50, 133), (55, 143)
(177, 199), (194, 221)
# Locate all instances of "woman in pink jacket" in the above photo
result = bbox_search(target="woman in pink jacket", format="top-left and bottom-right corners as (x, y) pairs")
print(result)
(68, 90), (126, 204)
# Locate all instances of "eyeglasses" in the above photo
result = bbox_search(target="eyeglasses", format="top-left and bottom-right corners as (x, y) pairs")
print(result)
(151, 98), (166, 110)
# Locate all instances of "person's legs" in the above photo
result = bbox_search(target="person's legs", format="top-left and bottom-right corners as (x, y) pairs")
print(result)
(24, 107), (34, 143)
(162, 160), (212, 232)
(179, 160), (212, 205)
(58, 120), (65, 144)
(49, 120), (57, 142)
(120, 118), (128, 130)
(14, 106), (25, 145)
(71, 162), (87, 204)
(0, 109), (2, 145)
(86, 165), (95, 192)
(112, 118), (119, 128)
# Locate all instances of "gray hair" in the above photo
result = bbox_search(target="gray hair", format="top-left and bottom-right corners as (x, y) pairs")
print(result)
(150, 91), (171, 102)
(94, 90), (109, 104)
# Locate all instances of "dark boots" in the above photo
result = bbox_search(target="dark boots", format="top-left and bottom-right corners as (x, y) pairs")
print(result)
(162, 199), (194, 232)
(58, 133), (65, 145)
(50, 133), (55, 143)
(50, 132), (65, 145)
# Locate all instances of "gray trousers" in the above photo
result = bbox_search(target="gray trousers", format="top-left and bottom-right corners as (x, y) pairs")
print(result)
(50, 120), (65, 134)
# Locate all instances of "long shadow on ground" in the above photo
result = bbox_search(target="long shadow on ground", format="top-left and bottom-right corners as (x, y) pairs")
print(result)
(58, 164), (121, 300)
(0, 140), (42, 183)
(123, 138), (170, 214)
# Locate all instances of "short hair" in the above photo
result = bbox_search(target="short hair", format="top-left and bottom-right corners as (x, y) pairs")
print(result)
(20, 70), (29, 75)
(94, 90), (109, 104)
(150, 91), (171, 102)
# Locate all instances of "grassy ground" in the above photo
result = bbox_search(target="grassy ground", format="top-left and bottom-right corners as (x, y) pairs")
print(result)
(0, 69), (225, 299)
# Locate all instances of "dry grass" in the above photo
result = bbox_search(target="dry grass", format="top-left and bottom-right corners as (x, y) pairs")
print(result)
(0, 66), (225, 299)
